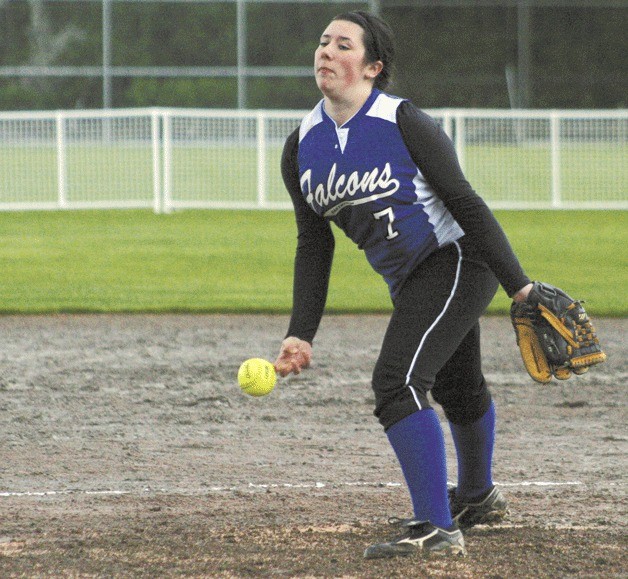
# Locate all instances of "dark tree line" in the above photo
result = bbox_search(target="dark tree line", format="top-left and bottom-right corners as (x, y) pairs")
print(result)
(0, 1), (625, 110)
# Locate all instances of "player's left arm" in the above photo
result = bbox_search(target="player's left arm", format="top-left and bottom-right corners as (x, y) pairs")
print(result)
(397, 106), (606, 380)
(397, 102), (531, 298)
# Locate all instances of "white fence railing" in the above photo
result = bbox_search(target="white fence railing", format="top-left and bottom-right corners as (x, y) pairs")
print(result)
(1, 108), (626, 212)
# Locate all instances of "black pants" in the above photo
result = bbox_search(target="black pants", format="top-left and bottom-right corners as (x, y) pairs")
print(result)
(372, 239), (499, 430)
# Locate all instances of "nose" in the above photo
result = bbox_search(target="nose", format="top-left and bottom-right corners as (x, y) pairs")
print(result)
(318, 43), (332, 59)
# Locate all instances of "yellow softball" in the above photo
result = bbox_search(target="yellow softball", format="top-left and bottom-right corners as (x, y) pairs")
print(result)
(237, 358), (277, 397)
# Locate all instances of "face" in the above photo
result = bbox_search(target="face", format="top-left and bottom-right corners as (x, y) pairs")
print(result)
(315, 20), (382, 98)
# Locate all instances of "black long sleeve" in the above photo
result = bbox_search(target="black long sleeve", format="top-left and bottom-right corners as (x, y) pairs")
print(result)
(396, 101), (530, 297)
(281, 128), (335, 343)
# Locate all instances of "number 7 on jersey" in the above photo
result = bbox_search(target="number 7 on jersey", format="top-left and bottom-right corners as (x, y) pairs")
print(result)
(373, 206), (399, 240)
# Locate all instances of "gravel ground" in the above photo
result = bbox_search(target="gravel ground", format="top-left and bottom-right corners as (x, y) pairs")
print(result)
(0, 314), (626, 577)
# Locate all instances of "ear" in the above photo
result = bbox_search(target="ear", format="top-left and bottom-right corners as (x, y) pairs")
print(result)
(365, 60), (384, 81)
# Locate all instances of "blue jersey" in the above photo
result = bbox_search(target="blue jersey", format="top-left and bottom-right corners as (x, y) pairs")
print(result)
(282, 90), (530, 342)
(297, 89), (464, 298)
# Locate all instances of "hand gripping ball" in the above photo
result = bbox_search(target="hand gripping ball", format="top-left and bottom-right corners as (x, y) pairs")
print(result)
(237, 358), (276, 397)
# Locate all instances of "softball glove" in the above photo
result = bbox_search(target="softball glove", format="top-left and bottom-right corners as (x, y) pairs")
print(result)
(510, 281), (606, 383)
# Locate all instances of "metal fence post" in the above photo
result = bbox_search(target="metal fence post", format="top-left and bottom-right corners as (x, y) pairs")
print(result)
(151, 109), (162, 213)
(550, 112), (561, 208)
(454, 111), (466, 173)
(162, 110), (173, 213)
(56, 111), (68, 209)
(256, 111), (266, 208)
(442, 109), (454, 141)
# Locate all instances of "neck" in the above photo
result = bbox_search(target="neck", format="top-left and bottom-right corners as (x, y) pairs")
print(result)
(324, 85), (374, 126)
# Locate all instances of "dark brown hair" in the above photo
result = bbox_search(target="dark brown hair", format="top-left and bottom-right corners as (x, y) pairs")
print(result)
(332, 10), (395, 90)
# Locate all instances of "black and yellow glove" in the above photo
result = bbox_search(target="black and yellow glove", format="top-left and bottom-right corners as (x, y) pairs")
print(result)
(510, 281), (606, 383)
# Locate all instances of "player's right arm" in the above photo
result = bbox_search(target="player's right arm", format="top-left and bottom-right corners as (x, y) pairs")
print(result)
(275, 128), (335, 376)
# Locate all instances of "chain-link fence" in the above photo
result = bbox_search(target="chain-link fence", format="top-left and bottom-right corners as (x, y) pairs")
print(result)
(1, 107), (626, 212)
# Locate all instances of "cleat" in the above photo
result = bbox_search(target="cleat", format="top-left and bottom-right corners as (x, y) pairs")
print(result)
(449, 485), (509, 530)
(364, 520), (466, 559)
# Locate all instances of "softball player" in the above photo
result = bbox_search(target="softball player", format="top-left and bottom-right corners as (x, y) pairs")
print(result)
(274, 10), (533, 559)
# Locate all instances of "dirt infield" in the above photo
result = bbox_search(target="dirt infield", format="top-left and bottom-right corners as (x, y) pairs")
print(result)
(1, 314), (626, 577)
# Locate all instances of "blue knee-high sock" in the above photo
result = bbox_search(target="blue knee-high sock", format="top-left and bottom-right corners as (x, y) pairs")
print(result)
(386, 409), (452, 529)
(449, 401), (496, 500)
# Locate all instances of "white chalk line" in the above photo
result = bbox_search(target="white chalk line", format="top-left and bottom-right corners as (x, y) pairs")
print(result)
(0, 480), (586, 498)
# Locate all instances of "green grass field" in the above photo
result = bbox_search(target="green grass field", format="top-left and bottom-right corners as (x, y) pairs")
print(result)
(0, 209), (625, 316)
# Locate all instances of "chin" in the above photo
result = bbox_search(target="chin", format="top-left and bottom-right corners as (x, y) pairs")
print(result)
(316, 79), (332, 93)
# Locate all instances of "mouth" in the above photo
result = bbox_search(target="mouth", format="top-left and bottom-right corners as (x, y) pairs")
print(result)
(317, 66), (334, 74)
